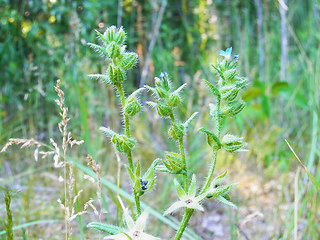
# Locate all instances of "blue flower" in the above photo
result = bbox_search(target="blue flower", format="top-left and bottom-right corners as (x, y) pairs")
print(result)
(159, 72), (167, 78)
(220, 47), (232, 60)
(233, 55), (239, 60)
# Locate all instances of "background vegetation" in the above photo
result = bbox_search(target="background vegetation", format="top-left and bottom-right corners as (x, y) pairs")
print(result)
(0, 0), (319, 239)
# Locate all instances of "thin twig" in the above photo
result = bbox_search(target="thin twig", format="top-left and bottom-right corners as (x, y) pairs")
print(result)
(139, 0), (167, 87)
(235, 224), (250, 240)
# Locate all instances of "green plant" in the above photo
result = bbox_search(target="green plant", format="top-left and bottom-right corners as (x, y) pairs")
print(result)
(87, 26), (248, 239)
(4, 190), (13, 240)
(146, 47), (247, 239)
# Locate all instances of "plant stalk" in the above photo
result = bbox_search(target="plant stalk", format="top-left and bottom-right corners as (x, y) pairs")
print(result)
(174, 209), (194, 240)
(179, 138), (188, 190)
(201, 96), (221, 193)
(170, 113), (188, 189)
(116, 84), (141, 217)
(175, 95), (222, 239)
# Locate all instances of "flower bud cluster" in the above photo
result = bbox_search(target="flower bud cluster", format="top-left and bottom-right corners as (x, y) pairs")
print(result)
(213, 47), (248, 117)
(202, 48), (248, 152)
(88, 26), (138, 85)
(146, 72), (186, 118)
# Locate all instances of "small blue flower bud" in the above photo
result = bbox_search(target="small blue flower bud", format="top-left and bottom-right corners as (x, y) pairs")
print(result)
(160, 72), (167, 78)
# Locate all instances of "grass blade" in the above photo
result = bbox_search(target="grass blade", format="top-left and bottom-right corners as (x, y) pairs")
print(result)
(285, 139), (320, 193)
(0, 220), (63, 236)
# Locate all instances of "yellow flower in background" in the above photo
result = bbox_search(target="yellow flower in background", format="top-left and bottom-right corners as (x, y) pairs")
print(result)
(48, 15), (56, 24)
(21, 21), (31, 38)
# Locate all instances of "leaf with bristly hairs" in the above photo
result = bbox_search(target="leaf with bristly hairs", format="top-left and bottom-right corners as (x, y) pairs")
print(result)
(87, 222), (125, 234)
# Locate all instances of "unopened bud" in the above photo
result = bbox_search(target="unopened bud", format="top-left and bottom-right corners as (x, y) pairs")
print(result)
(222, 134), (246, 152)
(222, 100), (245, 117)
(107, 65), (126, 84)
(220, 84), (240, 101)
(223, 69), (237, 81)
(104, 26), (116, 43)
(167, 94), (181, 107)
(115, 27), (126, 45)
(119, 52), (137, 70)
(156, 103), (172, 117)
(107, 42), (120, 59)
(168, 123), (184, 140)
(124, 97), (141, 116)
(112, 134), (135, 153)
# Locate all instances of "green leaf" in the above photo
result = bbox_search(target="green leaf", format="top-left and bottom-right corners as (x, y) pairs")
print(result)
(199, 127), (221, 148)
(162, 160), (173, 171)
(188, 174), (197, 197)
(183, 112), (198, 129)
(211, 171), (227, 187)
(204, 80), (221, 98)
(123, 232), (134, 240)
(143, 160), (158, 181)
(215, 195), (237, 209)
(88, 74), (112, 85)
(87, 43), (108, 58)
(211, 64), (225, 82)
(87, 222), (124, 234)
(211, 183), (238, 197)
(155, 164), (170, 172)
(271, 81), (289, 95)
(173, 83), (187, 95)
(134, 178), (141, 191)
(135, 160), (141, 178)
(128, 88), (145, 99)
(146, 101), (157, 109)
(95, 29), (108, 44)
(144, 85), (158, 96)
(125, 165), (135, 183)
(174, 178), (186, 198)
(242, 87), (263, 102)
(99, 127), (116, 138)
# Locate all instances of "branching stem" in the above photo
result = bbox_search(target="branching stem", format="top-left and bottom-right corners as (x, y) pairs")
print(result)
(174, 96), (222, 240)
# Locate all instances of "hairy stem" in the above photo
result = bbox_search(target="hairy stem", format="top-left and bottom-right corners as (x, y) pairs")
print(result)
(174, 209), (194, 240)
(116, 84), (141, 217)
(170, 113), (188, 189)
(179, 138), (188, 189)
(201, 96), (221, 193)
(201, 148), (218, 193)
